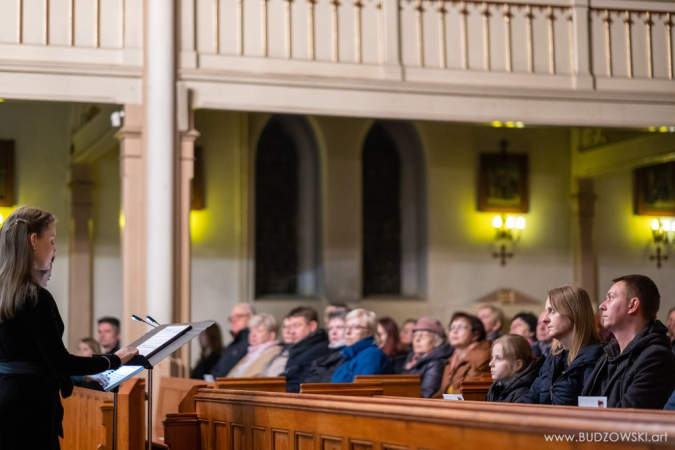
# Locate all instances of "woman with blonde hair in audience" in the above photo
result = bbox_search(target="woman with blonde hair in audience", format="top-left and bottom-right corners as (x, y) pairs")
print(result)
(436, 312), (491, 397)
(487, 334), (544, 402)
(519, 284), (602, 405)
(403, 317), (454, 398)
(77, 338), (101, 357)
(0, 207), (138, 449)
(227, 313), (281, 378)
(331, 309), (393, 382)
(190, 323), (223, 379)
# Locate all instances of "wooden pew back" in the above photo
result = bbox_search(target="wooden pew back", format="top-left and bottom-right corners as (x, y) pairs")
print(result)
(300, 382), (384, 396)
(164, 389), (675, 450)
(354, 374), (421, 397)
(155, 377), (216, 441)
(459, 380), (492, 401)
(216, 376), (286, 392)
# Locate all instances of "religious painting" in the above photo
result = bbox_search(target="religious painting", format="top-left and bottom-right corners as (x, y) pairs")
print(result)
(0, 141), (15, 207)
(634, 162), (675, 216)
(478, 152), (529, 213)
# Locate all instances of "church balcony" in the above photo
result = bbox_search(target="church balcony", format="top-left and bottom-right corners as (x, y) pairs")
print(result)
(1, 0), (673, 126)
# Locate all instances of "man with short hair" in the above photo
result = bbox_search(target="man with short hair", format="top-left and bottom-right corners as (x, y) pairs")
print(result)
(283, 306), (328, 392)
(98, 317), (121, 354)
(210, 303), (254, 377)
(509, 312), (537, 347)
(477, 305), (503, 341)
(666, 306), (675, 354)
(582, 275), (675, 409)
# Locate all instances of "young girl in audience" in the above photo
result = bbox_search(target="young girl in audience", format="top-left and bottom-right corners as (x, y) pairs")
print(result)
(486, 334), (544, 402)
(519, 284), (602, 405)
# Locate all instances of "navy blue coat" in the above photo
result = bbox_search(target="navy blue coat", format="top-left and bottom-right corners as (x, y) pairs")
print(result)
(519, 344), (603, 406)
(331, 336), (393, 383)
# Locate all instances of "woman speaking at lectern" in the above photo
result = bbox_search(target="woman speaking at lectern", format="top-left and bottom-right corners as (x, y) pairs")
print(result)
(0, 207), (138, 449)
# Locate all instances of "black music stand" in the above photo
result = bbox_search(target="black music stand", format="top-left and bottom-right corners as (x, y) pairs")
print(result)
(101, 320), (215, 450)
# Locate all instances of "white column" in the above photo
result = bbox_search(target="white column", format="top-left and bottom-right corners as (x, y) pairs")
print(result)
(145, 0), (176, 326)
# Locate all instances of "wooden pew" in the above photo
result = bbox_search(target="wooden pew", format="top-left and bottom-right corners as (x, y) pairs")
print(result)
(216, 376), (286, 392)
(61, 378), (145, 450)
(300, 381), (384, 396)
(164, 389), (675, 450)
(460, 379), (493, 401)
(155, 377), (216, 442)
(354, 374), (421, 397)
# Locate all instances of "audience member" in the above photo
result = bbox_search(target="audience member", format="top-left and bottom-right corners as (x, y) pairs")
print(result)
(211, 303), (254, 377)
(260, 317), (294, 377)
(436, 313), (491, 396)
(520, 284), (602, 405)
(77, 338), (101, 357)
(191, 323), (223, 380)
(377, 317), (409, 373)
(399, 319), (416, 351)
(323, 302), (350, 327)
(582, 275), (675, 409)
(283, 307), (329, 392)
(331, 309), (393, 382)
(478, 305), (503, 341)
(305, 310), (348, 383)
(97, 317), (121, 354)
(667, 306), (675, 354)
(403, 317), (453, 398)
(487, 334), (544, 403)
(509, 312), (537, 347)
(532, 310), (552, 357)
(228, 313), (281, 377)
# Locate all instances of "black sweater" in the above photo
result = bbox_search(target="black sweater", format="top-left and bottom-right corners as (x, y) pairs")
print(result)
(487, 356), (544, 403)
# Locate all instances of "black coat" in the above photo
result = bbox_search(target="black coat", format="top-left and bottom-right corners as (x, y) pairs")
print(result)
(284, 329), (329, 392)
(487, 356), (544, 403)
(0, 288), (121, 450)
(404, 343), (454, 398)
(582, 320), (675, 409)
(190, 351), (221, 380)
(388, 350), (410, 374)
(210, 328), (249, 377)
(519, 344), (603, 406)
(304, 346), (345, 383)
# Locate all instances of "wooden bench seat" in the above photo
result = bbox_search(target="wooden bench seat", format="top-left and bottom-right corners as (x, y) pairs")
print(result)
(300, 381), (384, 396)
(164, 388), (675, 450)
(354, 374), (421, 397)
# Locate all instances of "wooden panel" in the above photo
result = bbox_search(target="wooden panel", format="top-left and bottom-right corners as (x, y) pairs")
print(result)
(199, 420), (211, 450)
(231, 423), (246, 449)
(350, 439), (374, 450)
(155, 377), (215, 440)
(214, 421), (229, 449)
(272, 429), (290, 450)
(354, 374), (421, 397)
(300, 382), (384, 397)
(382, 444), (408, 450)
(321, 435), (343, 450)
(216, 376), (287, 392)
(296, 432), (315, 450)
(459, 380), (492, 402)
(252, 426), (268, 449)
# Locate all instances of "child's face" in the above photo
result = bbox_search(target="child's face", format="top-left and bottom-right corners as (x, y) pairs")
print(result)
(489, 343), (517, 381)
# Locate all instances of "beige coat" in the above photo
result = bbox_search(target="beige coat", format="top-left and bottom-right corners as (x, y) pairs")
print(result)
(227, 343), (282, 378)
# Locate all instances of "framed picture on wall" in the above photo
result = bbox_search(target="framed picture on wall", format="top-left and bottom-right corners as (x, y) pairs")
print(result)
(478, 152), (529, 213)
(634, 161), (675, 216)
(0, 141), (15, 207)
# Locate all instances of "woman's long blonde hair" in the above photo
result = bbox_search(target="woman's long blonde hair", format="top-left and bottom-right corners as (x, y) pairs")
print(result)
(0, 207), (56, 323)
(548, 284), (600, 364)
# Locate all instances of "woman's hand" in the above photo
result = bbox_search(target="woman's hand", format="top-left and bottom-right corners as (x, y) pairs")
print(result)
(115, 347), (140, 365)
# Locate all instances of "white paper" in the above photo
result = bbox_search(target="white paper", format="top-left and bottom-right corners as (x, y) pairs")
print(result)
(136, 325), (191, 358)
(443, 394), (464, 401)
(578, 396), (608, 408)
(203, 374), (215, 382)
(100, 366), (145, 391)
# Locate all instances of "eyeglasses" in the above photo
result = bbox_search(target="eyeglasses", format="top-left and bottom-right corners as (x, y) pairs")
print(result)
(228, 313), (250, 323)
(449, 324), (470, 332)
(345, 324), (369, 333)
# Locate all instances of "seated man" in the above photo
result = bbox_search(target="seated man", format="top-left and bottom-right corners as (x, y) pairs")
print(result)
(582, 275), (675, 409)
(283, 306), (328, 392)
(478, 305), (503, 341)
(98, 317), (121, 354)
(210, 303), (254, 377)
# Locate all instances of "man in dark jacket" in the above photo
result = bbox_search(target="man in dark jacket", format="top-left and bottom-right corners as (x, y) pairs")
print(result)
(283, 306), (329, 392)
(210, 303), (253, 377)
(582, 275), (675, 409)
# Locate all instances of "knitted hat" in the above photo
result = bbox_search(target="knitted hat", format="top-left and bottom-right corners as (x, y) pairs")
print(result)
(413, 316), (447, 340)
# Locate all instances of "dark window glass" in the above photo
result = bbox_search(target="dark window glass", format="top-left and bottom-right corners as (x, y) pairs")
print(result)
(255, 119), (299, 296)
(362, 124), (401, 296)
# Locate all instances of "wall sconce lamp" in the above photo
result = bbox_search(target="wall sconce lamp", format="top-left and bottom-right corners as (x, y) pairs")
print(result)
(650, 219), (673, 268)
(492, 215), (525, 266)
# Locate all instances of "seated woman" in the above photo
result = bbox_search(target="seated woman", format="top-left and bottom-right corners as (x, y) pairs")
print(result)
(77, 338), (101, 357)
(436, 312), (491, 397)
(331, 309), (392, 383)
(519, 284), (602, 405)
(304, 311), (348, 383)
(190, 323), (223, 380)
(377, 317), (409, 374)
(227, 313), (281, 378)
(487, 334), (544, 402)
(403, 317), (454, 398)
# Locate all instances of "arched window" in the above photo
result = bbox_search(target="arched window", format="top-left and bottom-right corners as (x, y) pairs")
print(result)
(254, 116), (321, 298)
(362, 121), (426, 297)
